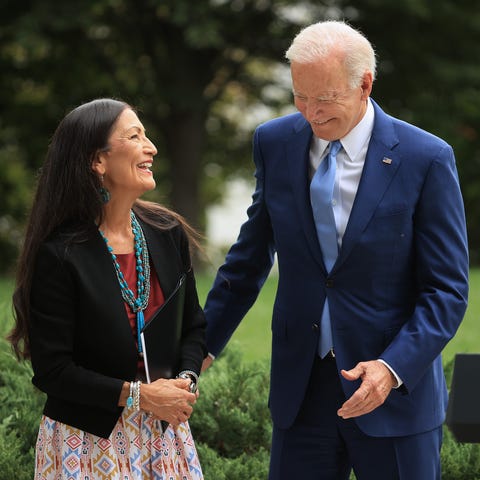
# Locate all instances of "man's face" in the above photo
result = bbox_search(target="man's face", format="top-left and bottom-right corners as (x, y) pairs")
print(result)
(291, 55), (372, 141)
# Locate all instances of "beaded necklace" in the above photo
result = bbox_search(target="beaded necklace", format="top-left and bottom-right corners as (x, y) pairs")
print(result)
(99, 210), (151, 353)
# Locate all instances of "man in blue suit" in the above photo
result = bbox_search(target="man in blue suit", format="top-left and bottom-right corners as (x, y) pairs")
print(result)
(203, 20), (469, 479)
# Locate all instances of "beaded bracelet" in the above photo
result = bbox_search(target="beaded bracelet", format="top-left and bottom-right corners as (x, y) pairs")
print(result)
(133, 380), (141, 411)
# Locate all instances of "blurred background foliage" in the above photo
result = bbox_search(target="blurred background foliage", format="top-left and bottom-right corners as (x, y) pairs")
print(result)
(0, 0), (479, 274)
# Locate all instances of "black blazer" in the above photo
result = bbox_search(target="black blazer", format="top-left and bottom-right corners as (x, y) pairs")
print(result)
(29, 218), (206, 438)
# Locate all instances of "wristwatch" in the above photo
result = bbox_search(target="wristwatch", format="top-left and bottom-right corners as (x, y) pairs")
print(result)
(177, 370), (198, 393)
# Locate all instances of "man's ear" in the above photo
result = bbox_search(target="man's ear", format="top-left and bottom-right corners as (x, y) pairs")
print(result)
(91, 151), (107, 176)
(360, 71), (373, 100)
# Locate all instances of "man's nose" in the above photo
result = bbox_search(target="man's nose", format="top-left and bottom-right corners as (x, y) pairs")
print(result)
(305, 99), (322, 121)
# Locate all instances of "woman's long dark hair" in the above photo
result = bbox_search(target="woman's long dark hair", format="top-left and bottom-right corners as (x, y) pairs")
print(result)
(9, 98), (200, 359)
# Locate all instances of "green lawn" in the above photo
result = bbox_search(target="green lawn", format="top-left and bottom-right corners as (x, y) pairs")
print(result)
(443, 268), (480, 364)
(196, 269), (479, 365)
(1, 269), (479, 364)
(195, 271), (277, 363)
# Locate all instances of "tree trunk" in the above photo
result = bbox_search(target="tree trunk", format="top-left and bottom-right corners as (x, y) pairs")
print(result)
(165, 108), (207, 232)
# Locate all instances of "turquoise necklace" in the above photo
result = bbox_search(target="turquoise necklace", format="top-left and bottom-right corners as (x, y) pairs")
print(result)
(99, 210), (151, 353)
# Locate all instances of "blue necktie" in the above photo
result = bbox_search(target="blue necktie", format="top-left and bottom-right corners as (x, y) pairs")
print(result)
(310, 140), (341, 358)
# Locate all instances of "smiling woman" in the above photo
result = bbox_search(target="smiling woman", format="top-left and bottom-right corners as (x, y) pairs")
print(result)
(92, 108), (157, 206)
(8, 98), (207, 480)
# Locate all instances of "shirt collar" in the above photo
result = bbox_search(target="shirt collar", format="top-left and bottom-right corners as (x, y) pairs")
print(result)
(312, 98), (375, 162)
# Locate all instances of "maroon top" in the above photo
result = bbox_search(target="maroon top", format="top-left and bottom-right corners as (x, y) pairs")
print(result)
(116, 252), (165, 374)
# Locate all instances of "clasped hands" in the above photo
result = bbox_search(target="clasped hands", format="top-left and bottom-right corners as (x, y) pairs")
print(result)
(141, 377), (199, 427)
(337, 360), (397, 419)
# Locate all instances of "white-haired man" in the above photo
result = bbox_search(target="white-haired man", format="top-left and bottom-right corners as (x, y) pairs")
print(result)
(203, 20), (468, 479)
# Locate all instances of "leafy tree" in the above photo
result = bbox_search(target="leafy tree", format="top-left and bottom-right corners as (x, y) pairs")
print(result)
(1, 0), (479, 273)
(0, 0), (319, 270)
(345, 0), (480, 263)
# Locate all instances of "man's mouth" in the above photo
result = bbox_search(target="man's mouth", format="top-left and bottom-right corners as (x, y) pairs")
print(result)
(312, 118), (332, 126)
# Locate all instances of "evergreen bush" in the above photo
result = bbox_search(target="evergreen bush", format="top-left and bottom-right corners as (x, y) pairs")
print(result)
(190, 347), (271, 478)
(0, 339), (44, 480)
(0, 337), (480, 479)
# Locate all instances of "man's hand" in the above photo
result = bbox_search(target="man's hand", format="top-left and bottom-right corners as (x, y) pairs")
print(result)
(201, 355), (213, 372)
(337, 360), (397, 419)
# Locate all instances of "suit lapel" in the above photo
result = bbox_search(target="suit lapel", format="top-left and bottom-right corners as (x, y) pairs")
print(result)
(334, 102), (401, 270)
(287, 115), (327, 270)
(285, 102), (401, 272)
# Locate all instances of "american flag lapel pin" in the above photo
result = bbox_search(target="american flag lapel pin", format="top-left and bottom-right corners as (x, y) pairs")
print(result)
(382, 157), (393, 165)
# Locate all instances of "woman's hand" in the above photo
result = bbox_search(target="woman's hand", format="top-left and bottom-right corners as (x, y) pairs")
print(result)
(140, 378), (198, 426)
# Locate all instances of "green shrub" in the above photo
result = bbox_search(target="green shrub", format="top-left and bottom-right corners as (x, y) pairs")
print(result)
(441, 427), (480, 480)
(0, 340), (272, 479)
(191, 347), (271, 479)
(0, 339), (44, 480)
(1, 339), (480, 479)
(0, 426), (35, 480)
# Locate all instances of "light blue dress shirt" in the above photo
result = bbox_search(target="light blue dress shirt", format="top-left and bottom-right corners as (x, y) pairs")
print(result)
(309, 98), (402, 388)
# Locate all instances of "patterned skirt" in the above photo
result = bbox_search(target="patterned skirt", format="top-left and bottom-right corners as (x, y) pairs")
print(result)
(34, 408), (204, 480)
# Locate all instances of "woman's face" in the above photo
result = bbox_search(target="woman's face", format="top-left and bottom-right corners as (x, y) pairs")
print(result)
(94, 108), (157, 200)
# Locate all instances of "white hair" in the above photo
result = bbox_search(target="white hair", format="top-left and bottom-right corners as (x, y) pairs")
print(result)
(285, 20), (377, 88)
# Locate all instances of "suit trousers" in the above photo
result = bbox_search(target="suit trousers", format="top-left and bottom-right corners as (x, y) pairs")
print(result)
(269, 355), (442, 480)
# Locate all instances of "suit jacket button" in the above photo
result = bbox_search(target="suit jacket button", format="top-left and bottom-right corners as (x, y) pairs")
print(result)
(312, 323), (319, 331)
(326, 279), (334, 287)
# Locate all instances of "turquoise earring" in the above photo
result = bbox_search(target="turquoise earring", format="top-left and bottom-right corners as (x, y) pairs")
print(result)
(100, 187), (110, 203)
(99, 175), (110, 203)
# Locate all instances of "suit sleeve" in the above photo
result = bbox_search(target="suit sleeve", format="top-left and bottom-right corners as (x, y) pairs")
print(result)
(204, 127), (276, 356)
(380, 144), (469, 391)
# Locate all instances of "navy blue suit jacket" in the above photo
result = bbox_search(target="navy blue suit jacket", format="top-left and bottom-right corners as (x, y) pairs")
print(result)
(204, 99), (469, 437)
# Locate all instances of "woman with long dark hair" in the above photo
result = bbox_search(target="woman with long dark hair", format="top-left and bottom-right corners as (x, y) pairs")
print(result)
(9, 98), (206, 479)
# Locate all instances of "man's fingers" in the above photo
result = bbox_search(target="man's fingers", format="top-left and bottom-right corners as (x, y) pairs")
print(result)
(340, 367), (363, 381)
(338, 382), (390, 418)
(201, 356), (213, 372)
